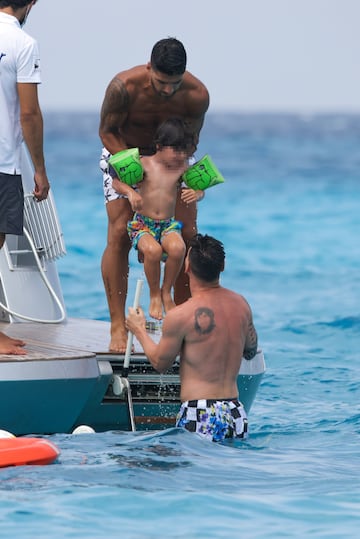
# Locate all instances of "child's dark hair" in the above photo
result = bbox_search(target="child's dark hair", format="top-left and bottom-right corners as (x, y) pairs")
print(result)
(155, 118), (195, 153)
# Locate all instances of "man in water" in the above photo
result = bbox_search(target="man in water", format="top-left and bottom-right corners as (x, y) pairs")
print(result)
(125, 234), (259, 443)
(0, 0), (50, 355)
(99, 37), (209, 353)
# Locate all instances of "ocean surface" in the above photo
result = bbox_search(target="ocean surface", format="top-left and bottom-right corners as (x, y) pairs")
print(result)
(1, 112), (360, 538)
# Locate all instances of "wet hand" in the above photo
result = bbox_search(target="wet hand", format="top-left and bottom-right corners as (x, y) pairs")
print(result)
(125, 306), (146, 333)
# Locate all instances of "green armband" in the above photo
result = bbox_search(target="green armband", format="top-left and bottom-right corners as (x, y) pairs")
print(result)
(182, 155), (225, 190)
(108, 148), (143, 186)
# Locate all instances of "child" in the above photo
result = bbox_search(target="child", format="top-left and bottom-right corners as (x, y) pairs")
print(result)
(112, 118), (204, 320)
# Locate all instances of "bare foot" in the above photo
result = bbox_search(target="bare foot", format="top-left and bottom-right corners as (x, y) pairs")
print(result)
(0, 331), (27, 355)
(109, 324), (131, 354)
(161, 290), (176, 314)
(149, 295), (163, 320)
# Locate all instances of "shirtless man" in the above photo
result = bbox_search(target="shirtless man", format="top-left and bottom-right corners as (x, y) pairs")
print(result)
(0, 0), (50, 355)
(99, 37), (209, 352)
(113, 119), (203, 320)
(125, 234), (259, 443)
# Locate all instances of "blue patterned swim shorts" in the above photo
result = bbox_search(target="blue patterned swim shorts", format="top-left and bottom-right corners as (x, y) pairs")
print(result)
(176, 398), (248, 442)
(127, 212), (183, 250)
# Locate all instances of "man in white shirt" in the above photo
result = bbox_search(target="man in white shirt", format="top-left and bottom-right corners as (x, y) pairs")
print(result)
(0, 0), (50, 355)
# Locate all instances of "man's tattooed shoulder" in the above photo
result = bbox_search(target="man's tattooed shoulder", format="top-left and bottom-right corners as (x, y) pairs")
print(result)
(194, 307), (215, 335)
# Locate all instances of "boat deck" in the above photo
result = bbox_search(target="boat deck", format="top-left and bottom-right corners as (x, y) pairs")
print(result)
(0, 318), (143, 361)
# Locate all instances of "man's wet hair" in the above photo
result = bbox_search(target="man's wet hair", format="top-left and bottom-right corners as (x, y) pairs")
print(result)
(189, 234), (225, 282)
(155, 118), (195, 153)
(151, 38), (187, 76)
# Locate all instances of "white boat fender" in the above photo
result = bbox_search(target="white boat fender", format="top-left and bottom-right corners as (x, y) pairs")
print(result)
(72, 425), (95, 434)
(0, 429), (15, 438)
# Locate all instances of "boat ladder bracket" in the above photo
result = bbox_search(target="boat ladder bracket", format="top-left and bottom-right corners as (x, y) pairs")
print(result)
(110, 375), (136, 432)
(111, 374), (129, 398)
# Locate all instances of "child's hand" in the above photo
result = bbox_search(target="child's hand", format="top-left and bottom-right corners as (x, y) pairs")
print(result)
(128, 190), (143, 212)
(111, 178), (142, 211)
(181, 188), (205, 204)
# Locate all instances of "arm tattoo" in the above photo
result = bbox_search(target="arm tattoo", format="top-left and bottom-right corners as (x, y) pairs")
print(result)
(100, 77), (129, 132)
(243, 321), (258, 360)
(194, 307), (215, 335)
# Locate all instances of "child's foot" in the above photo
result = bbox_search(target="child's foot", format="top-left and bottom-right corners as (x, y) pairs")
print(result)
(161, 290), (176, 313)
(149, 295), (163, 320)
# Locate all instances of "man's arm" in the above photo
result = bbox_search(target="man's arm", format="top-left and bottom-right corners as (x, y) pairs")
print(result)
(185, 84), (210, 149)
(125, 307), (184, 373)
(18, 82), (50, 201)
(99, 76), (129, 154)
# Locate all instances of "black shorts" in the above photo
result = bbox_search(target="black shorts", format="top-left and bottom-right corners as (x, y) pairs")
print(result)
(0, 172), (24, 235)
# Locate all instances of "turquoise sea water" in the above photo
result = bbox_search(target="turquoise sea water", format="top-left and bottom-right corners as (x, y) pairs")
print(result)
(1, 113), (359, 538)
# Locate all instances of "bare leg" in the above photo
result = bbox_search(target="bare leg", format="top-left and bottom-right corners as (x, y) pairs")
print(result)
(174, 193), (197, 304)
(161, 233), (186, 313)
(101, 198), (133, 352)
(0, 236), (27, 355)
(138, 235), (163, 320)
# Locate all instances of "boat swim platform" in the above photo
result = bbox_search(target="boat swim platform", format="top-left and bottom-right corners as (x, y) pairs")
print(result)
(0, 318), (186, 435)
(0, 318), (265, 436)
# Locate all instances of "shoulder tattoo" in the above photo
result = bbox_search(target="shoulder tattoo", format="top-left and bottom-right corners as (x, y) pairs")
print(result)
(194, 307), (215, 335)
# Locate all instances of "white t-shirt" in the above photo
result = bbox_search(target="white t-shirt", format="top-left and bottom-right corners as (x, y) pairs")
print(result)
(0, 12), (41, 174)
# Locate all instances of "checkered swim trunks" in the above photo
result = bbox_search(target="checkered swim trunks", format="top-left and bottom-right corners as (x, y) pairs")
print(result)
(176, 398), (248, 442)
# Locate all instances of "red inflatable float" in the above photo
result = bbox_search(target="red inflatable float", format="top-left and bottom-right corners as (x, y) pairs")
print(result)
(0, 437), (60, 468)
